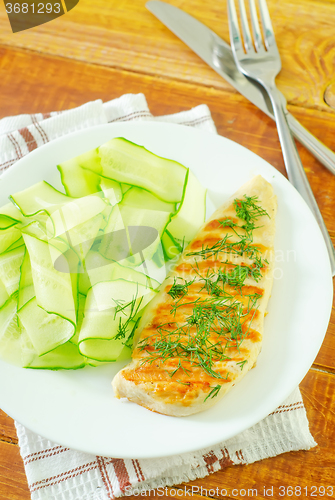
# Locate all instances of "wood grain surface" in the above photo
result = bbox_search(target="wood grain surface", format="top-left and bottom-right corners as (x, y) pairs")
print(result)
(0, 0), (335, 112)
(0, 0), (334, 498)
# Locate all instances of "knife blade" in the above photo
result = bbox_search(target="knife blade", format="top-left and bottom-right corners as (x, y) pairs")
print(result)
(146, 0), (335, 176)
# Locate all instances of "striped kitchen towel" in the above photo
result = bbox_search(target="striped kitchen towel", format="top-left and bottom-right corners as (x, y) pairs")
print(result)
(0, 93), (316, 500)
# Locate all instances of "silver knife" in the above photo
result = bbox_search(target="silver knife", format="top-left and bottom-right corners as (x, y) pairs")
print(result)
(146, 0), (335, 176)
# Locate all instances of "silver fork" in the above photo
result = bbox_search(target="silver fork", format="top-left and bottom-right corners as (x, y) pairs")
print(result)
(227, 0), (335, 276)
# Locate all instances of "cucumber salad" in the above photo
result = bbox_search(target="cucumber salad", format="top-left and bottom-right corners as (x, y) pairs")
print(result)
(0, 137), (206, 369)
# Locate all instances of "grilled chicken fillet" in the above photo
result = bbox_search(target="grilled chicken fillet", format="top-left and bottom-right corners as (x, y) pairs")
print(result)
(112, 175), (277, 416)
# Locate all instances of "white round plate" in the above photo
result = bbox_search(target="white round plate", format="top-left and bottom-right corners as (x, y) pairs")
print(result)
(0, 122), (332, 459)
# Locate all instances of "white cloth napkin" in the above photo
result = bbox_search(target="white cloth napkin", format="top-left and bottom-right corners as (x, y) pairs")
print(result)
(0, 94), (316, 500)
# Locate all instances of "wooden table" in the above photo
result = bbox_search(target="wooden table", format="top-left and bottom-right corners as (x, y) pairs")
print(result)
(0, 0), (334, 498)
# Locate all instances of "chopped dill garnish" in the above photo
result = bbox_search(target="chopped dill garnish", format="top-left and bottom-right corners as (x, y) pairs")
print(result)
(113, 292), (143, 342)
(124, 317), (141, 348)
(237, 360), (248, 371)
(204, 384), (222, 402)
(234, 195), (270, 226)
(233, 195), (269, 239)
(137, 194), (269, 398)
(219, 218), (238, 230)
(168, 277), (195, 299)
(194, 264), (261, 294)
(176, 379), (191, 386)
(138, 291), (260, 377)
(186, 234), (262, 261)
(194, 268), (224, 296)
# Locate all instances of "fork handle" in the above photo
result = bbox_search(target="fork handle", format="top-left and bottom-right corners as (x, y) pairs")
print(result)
(267, 85), (335, 276)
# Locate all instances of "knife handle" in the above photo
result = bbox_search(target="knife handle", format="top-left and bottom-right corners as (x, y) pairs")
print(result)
(287, 113), (335, 176)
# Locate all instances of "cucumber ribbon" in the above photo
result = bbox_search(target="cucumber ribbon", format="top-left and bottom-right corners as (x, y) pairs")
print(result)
(0, 137), (206, 369)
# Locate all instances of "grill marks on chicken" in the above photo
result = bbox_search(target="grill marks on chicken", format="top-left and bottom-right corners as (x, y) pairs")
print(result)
(112, 176), (277, 416)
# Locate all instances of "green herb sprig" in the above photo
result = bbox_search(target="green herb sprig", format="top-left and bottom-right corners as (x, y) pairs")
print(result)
(204, 384), (222, 402)
(167, 277), (196, 300)
(138, 195), (269, 397)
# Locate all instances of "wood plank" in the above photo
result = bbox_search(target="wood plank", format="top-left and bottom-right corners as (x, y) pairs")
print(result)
(0, 369), (334, 500)
(0, 411), (17, 445)
(325, 82), (335, 109)
(315, 295), (335, 372)
(0, 442), (30, 500)
(0, 46), (334, 372)
(0, 0), (335, 114)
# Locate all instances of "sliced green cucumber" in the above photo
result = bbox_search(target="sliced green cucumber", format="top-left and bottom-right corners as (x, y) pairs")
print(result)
(78, 280), (147, 361)
(5, 236), (25, 253)
(151, 239), (165, 268)
(98, 204), (126, 260)
(70, 267), (79, 326)
(17, 250), (34, 311)
(59, 213), (104, 266)
(79, 313), (131, 361)
(80, 250), (160, 294)
(162, 229), (183, 260)
(0, 202), (24, 225)
(121, 186), (176, 212)
(0, 215), (19, 230)
(0, 245), (25, 296)
(22, 233), (76, 324)
(10, 181), (71, 216)
(20, 221), (47, 242)
(78, 255), (100, 295)
(167, 170), (206, 242)
(111, 260), (160, 290)
(134, 255), (167, 285)
(0, 278), (9, 309)
(21, 223), (72, 275)
(0, 226), (22, 254)
(19, 322), (85, 370)
(0, 137), (207, 370)
(100, 178), (123, 205)
(121, 184), (132, 195)
(78, 292), (128, 361)
(118, 205), (170, 265)
(85, 251), (127, 291)
(98, 138), (187, 202)
(58, 152), (101, 198)
(45, 194), (106, 238)
(86, 358), (108, 367)
(18, 297), (75, 356)
(0, 298), (23, 367)
(116, 344), (133, 360)
(74, 148), (101, 173)
(78, 269), (91, 296)
(90, 279), (154, 312)
(70, 293), (86, 345)
(25, 341), (86, 369)
(19, 328), (35, 367)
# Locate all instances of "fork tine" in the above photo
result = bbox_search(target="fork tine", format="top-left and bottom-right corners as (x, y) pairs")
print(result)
(238, 0), (253, 51)
(258, 0), (276, 49)
(227, 0), (244, 55)
(248, 0), (264, 52)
